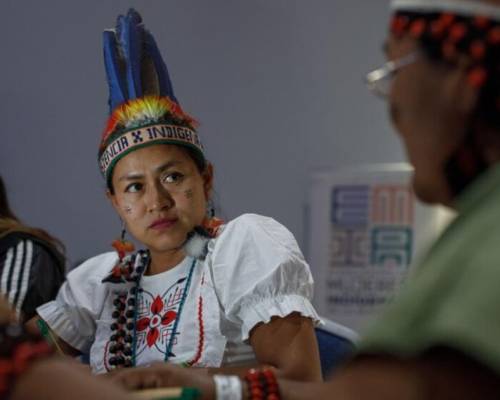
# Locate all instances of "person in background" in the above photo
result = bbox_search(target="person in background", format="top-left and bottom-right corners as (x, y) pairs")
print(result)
(105, 0), (500, 398)
(0, 176), (65, 323)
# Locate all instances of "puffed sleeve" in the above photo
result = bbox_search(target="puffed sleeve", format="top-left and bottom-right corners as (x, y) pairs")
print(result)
(208, 214), (320, 341)
(36, 252), (117, 353)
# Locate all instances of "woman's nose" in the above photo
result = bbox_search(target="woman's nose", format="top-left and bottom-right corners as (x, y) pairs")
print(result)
(146, 183), (174, 213)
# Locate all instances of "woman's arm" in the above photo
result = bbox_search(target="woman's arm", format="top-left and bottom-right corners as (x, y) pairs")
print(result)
(25, 315), (81, 357)
(280, 348), (500, 400)
(248, 314), (321, 381)
(203, 313), (321, 380)
(12, 358), (136, 400)
(108, 347), (500, 399)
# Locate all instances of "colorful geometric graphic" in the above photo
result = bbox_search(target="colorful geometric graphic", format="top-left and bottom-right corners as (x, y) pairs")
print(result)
(327, 183), (415, 314)
(330, 229), (369, 267)
(371, 185), (414, 225)
(331, 186), (370, 228)
(371, 227), (412, 267)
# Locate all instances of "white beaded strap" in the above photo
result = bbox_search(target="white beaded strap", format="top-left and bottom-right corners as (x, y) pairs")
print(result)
(213, 375), (243, 400)
(391, 0), (500, 21)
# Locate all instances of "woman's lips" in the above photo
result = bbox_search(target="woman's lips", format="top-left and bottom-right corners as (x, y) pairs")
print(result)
(149, 217), (178, 230)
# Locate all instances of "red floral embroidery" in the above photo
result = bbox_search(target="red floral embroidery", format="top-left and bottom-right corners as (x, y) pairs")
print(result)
(136, 296), (177, 347)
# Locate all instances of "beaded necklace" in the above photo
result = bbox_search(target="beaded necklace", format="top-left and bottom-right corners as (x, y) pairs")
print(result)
(106, 251), (197, 369)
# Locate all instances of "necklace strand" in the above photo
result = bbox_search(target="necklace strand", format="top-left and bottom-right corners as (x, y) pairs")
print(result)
(163, 257), (197, 362)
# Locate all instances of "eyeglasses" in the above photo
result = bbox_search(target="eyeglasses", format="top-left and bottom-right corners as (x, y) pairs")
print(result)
(365, 51), (420, 98)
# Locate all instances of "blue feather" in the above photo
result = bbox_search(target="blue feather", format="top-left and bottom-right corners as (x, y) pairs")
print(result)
(118, 9), (143, 100)
(103, 30), (127, 112)
(103, 8), (183, 113)
(144, 30), (178, 103)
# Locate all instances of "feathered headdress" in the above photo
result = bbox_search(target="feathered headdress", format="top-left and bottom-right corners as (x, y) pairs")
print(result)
(98, 9), (205, 185)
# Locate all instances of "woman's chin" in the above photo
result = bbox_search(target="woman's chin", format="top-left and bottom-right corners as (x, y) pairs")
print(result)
(412, 174), (449, 205)
(146, 233), (189, 254)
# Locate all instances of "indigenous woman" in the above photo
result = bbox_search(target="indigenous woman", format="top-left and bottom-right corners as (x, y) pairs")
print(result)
(0, 175), (65, 322)
(107, 0), (500, 399)
(34, 9), (321, 380)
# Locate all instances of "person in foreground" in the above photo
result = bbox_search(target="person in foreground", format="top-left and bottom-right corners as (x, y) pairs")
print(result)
(31, 9), (321, 381)
(0, 295), (135, 400)
(0, 175), (65, 323)
(108, 0), (500, 398)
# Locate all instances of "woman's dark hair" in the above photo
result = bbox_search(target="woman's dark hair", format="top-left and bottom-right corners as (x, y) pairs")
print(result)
(0, 176), (65, 255)
(0, 176), (18, 221)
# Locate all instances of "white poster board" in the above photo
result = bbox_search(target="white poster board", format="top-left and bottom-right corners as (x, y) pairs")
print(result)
(307, 164), (452, 333)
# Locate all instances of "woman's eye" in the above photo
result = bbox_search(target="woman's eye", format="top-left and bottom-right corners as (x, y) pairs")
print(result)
(125, 182), (143, 193)
(162, 172), (184, 184)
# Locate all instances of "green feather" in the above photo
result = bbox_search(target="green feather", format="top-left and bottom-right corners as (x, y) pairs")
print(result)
(37, 319), (50, 339)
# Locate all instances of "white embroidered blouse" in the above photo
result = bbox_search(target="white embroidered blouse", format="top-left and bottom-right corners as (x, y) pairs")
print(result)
(37, 214), (319, 373)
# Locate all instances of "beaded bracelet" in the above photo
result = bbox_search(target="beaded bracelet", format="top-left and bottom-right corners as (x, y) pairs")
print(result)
(244, 368), (281, 400)
(0, 323), (54, 399)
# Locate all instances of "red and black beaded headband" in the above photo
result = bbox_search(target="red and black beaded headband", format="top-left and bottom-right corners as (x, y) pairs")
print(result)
(390, 2), (500, 90)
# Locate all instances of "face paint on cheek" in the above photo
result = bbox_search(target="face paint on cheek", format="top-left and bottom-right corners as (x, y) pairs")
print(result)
(122, 205), (133, 214)
(184, 189), (194, 200)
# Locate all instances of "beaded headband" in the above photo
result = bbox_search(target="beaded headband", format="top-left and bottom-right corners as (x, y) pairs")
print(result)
(390, 7), (500, 90)
(98, 96), (202, 180)
(391, 0), (500, 20)
(98, 9), (205, 184)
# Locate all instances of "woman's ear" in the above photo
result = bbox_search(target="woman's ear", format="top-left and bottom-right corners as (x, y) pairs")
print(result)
(203, 163), (214, 199)
(442, 55), (480, 116)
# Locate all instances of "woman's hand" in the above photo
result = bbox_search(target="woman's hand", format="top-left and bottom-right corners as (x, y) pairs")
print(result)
(24, 315), (81, 357)
(0, 295), (17, 324)
(12, 358), (133, 400)
(105, 363), (216, 399)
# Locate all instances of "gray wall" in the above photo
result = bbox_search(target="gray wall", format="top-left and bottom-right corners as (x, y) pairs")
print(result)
(0, 0), (403, 267)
